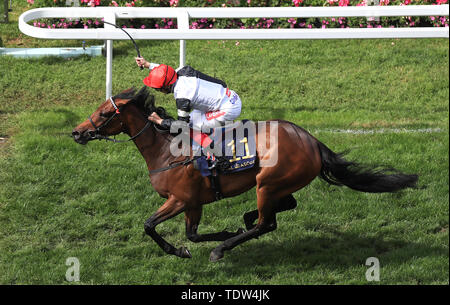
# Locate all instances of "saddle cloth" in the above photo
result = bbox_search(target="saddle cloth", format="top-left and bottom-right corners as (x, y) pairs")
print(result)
(191, 120), (257, 176)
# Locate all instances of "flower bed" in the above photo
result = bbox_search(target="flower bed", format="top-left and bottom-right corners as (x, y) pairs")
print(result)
(26, 0), (449, 29)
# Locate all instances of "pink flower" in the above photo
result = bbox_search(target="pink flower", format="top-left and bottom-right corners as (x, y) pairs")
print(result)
(27, 0), (34, 4)
(403, 0), (411, 4)
(339, 0), (349, 6)
(111, 1), (119, 7)
(292, 0), (303, 7)
(436, 0), (448, 4)
(380, 0), (389, 5)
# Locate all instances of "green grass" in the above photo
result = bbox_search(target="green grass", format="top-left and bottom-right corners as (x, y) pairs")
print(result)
(0, 4), (448, 285)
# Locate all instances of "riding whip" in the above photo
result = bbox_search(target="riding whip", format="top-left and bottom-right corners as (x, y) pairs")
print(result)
(102, 21), (144, 70)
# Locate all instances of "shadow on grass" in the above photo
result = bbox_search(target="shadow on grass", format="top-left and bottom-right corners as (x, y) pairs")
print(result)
(2, 108), (82, 140)
(245, 105), (322, 121)
(25, 54), (94, 66)
(28, 108), (83, 138)
(204, 229), (447, 275)
(245, 106), (288, 121)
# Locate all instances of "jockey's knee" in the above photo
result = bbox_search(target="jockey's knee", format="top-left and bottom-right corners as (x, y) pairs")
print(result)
(202, 118), (233, 131)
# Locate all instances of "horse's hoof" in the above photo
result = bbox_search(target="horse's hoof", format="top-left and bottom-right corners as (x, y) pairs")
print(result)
(236, 228), (246, 234)
(177, 246), (192, 258)
(245, 222), (255, 231)
(209, 250), (224, 262)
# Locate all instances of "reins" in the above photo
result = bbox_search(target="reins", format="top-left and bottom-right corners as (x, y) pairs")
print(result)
(148, 156), (201, 175)
(94, 122), (152, 143)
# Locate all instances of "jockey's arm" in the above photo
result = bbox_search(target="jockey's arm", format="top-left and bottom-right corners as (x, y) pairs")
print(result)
(175, 98), (191, 123)
(135, 57), (160, 70)
(159, 98), (191, 130)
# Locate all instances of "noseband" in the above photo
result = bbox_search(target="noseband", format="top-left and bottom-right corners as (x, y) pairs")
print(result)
(87, 97), (151, 143)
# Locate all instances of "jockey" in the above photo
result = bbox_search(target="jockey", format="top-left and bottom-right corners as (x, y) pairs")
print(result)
(135, 57), (242, 135)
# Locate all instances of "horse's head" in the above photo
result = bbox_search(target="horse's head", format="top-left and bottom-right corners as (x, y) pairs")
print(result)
(72, 87), (151, 145)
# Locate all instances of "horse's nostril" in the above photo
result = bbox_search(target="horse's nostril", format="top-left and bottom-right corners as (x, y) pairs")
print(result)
(88, 131), (96, 138)
(72, 130), (80, 138)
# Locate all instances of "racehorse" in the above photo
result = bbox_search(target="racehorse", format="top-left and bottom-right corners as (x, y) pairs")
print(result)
(72, 87), (418, 262)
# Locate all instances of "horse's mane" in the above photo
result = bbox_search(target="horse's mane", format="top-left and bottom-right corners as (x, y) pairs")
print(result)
(113, 86), (174, 120)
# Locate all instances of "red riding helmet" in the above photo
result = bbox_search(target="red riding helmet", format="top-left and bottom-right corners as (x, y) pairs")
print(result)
(143, 64), (178, 89)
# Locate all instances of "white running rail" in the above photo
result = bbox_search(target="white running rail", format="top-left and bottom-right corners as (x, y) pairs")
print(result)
(19, 5), (449, 98)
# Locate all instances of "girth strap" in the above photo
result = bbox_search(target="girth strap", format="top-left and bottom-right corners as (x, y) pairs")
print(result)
(208, 168), (223, 201)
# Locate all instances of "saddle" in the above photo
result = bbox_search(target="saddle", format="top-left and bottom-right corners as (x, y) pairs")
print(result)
(191, 120), (257, 200)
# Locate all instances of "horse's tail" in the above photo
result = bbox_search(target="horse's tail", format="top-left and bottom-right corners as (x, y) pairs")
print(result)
(317, 141), (418, 193)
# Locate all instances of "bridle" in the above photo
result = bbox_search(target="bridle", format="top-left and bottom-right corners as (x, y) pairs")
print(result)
(86, 96), (199, 174)
(87, 97), (151, 143)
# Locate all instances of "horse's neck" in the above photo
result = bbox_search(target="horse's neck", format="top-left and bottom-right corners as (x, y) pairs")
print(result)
(122, 108), (172, 172)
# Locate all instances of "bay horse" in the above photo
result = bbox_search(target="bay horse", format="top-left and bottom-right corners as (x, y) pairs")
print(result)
(72, 87), (418, 262)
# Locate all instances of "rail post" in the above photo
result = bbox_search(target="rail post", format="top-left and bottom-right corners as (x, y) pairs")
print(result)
(178, 10), (190, 68)
(104, 13), (116, 99)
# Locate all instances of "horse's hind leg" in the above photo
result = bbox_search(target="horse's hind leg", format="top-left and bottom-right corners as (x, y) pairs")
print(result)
(243, 194), (297, 231)
(210, 188), (279, 262)
(185, 207), (245, 243)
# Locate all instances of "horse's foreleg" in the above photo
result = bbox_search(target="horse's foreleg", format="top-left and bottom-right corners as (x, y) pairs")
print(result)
(185, 207), (245, 242)
(144, 196), (191, 258)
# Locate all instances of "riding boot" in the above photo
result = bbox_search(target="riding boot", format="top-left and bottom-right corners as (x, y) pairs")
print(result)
(208, 156), (231, 172)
